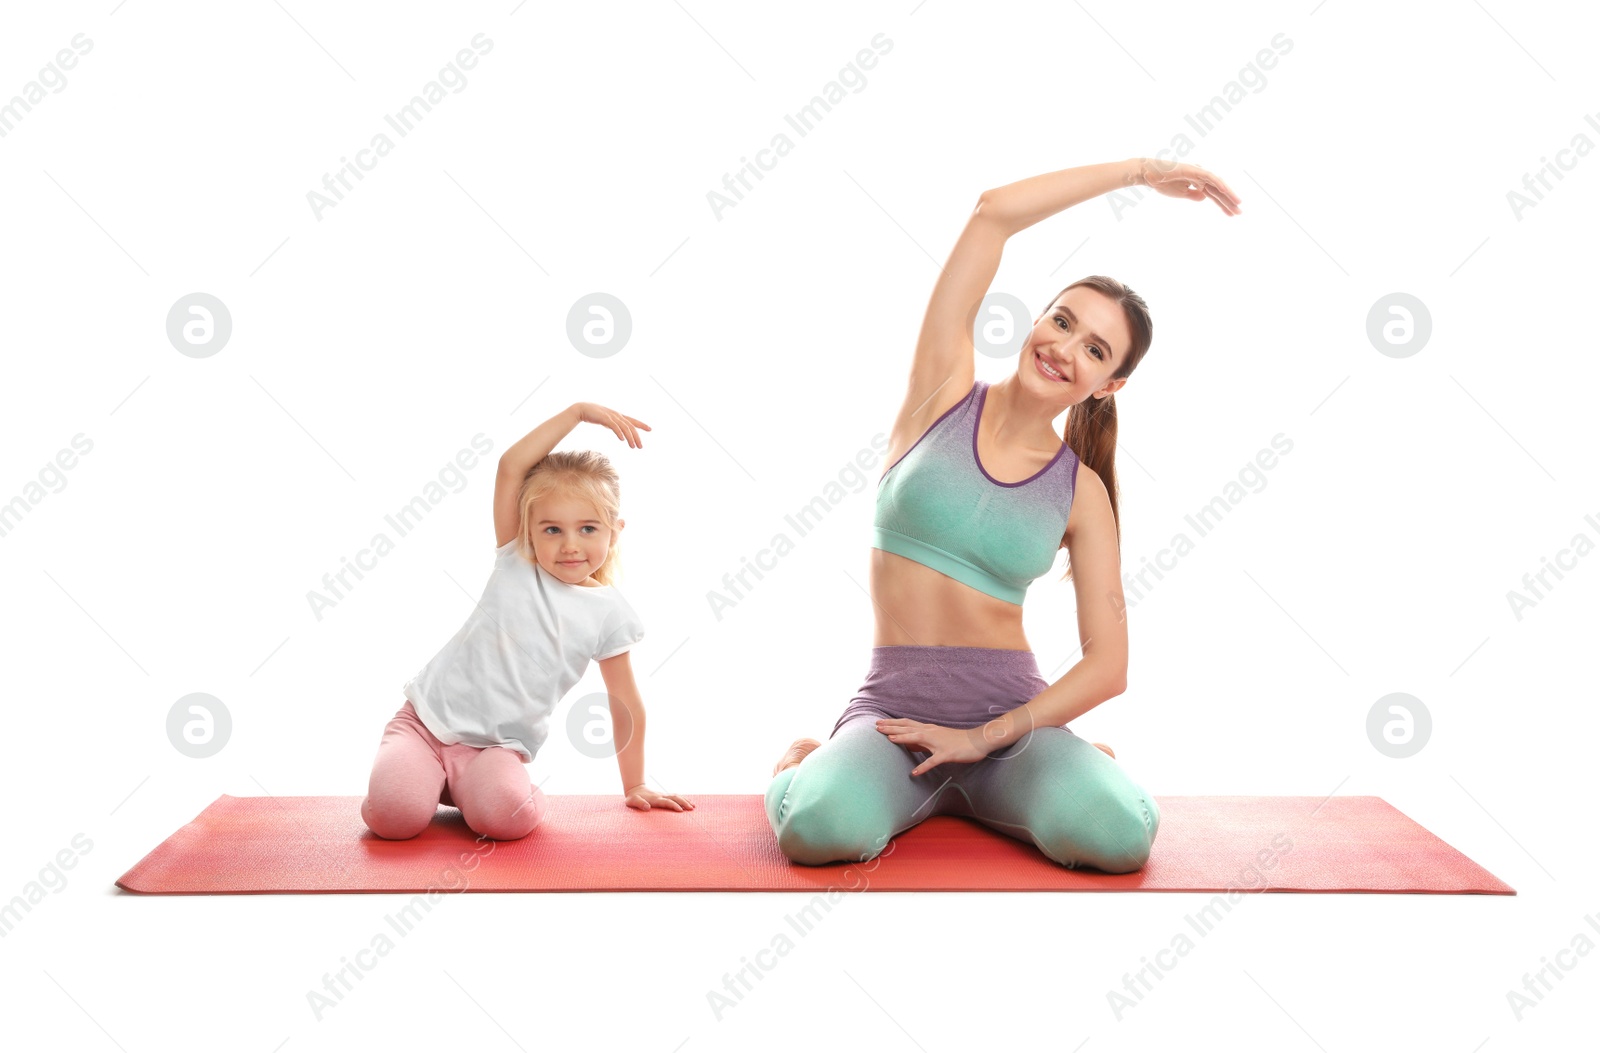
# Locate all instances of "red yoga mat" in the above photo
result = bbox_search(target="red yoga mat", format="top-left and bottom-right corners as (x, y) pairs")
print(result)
(115, 794), (1514, 895)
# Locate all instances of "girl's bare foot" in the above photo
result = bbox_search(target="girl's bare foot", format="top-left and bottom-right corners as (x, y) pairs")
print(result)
(773, 737), (821, 777)
(1094, 742), (1116, 759)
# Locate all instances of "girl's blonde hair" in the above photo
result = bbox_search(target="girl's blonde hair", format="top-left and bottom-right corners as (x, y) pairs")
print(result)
(515, 450), (624, 586)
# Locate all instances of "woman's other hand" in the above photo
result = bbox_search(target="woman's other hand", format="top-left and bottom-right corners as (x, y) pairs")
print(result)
(875, 718), (996, 776)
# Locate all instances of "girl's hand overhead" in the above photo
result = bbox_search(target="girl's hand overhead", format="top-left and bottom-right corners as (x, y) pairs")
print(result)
(623, 783), (695, 812)
(1138, 157), (1242, 216)
(575, 402), (651, 448)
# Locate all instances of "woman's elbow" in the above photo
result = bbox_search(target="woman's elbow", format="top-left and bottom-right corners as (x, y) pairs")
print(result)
(971, 193), (1018, 237)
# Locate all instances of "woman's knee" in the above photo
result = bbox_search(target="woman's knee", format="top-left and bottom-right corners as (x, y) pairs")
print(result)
(776, 803), (892, 866)
(770, 770), (895, 866)
(1036, 790), (1159, 873)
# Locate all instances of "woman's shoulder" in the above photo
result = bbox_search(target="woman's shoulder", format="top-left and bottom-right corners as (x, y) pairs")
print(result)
(1069, 454), (1104, 495)
(1064, 457), (1111, 534)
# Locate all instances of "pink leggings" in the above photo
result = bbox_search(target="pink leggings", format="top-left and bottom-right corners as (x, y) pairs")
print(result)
(360, 700), (546, 841)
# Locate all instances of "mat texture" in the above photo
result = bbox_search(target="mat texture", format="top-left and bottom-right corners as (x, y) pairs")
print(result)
(115, 794), (1515, 895)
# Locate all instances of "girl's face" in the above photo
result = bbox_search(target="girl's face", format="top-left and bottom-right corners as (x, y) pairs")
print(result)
(529, 493), (622, 587)
(1019, 287), (1131, 408)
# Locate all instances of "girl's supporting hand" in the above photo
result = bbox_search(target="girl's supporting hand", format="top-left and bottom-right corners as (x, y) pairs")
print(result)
(623, 783), (695, 812)
(875, 717), (996, 777)
(1138, 157), (1243, 216)
(575, 402), (652, 448)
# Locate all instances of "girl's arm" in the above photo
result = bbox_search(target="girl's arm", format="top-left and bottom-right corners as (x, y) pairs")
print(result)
(494, 404), (580, 548)
(493, 402), (651, 548)
(599, 651), (647, 795)
(498, 403), (581, 480)
(598, 652), (694, 811)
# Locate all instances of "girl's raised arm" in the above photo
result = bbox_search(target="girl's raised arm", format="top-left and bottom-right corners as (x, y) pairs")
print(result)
(494, 404), (581, 548)
(499, 404), (582, 477)
(493, 402), (651, 548)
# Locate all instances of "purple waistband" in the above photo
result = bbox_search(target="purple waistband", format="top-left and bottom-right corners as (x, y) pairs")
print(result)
(830, 645), (1054, 737)
(866, 644), (1043, 674)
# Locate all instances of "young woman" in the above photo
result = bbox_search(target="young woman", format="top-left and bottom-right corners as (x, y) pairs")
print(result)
(766, 157), (1241, 872)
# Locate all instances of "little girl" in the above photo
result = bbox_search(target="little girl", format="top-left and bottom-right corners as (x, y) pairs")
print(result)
(361, 400), (695, 841)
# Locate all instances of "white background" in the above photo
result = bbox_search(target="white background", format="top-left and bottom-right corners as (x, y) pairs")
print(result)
(2, 0), (1595, 1048)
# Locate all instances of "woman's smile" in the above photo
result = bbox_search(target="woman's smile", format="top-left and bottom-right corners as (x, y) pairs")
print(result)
(1033, 348), (1070, 382)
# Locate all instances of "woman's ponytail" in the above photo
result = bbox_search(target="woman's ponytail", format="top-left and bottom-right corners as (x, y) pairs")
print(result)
(1051, 276), (1152, 583)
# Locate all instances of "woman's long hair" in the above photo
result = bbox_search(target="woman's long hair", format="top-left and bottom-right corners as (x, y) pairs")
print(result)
(1053, 275), (1153, 582)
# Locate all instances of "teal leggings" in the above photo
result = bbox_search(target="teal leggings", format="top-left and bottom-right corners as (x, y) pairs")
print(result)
(765, 714), (1161, 873)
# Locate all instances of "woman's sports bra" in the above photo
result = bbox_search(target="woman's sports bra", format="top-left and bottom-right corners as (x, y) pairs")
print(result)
(872, 379), (1079, 605)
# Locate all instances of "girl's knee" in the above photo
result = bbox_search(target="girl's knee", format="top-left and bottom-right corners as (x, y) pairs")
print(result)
(361, 794), (435, 840)
(464, 783), (546, 841)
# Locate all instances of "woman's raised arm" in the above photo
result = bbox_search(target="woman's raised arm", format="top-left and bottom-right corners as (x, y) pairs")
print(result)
(887, 158), (1160, 463)
(888, 203), (996, 449)
(981, 156), (1239, 233)
(976, 157), (1149, 236)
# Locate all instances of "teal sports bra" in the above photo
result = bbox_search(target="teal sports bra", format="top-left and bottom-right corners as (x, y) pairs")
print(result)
(873, 379), (1079, 605)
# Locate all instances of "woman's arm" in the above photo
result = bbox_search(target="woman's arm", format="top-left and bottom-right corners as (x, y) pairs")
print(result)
(980, 156), (1241, 231)
(982, 464), (1129, 750)
(975, 157), (1149, 237)
(885, 158), (1154, 472)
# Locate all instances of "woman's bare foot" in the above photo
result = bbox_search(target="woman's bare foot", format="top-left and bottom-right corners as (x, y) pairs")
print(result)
(773, 737), (821, 777)
(1094, 742), (1116, 759)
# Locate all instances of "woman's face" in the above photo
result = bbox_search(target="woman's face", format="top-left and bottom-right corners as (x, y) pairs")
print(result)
(529, 493), (621, 585)
(1018, 286), (1131, 407)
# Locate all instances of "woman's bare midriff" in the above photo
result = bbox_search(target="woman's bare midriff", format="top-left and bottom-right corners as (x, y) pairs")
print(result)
(867, 386), (1078, 652)
(869, 548), (1032, 650)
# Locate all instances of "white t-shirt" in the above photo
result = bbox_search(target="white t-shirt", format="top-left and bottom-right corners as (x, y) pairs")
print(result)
(402, 537), (646, 762)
